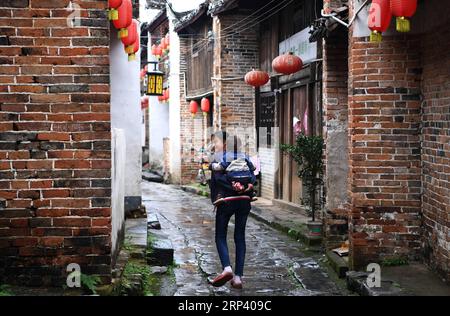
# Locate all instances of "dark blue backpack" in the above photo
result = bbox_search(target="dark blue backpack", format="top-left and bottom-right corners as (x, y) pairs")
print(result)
(221, 154), (256, 186)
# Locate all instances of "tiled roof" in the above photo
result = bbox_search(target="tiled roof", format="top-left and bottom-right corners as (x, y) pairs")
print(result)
(207, 0), (237, 15)
(173, 1), (210, 32)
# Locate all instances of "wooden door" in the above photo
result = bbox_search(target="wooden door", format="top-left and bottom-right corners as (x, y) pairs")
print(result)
(278, 85), (309, 204)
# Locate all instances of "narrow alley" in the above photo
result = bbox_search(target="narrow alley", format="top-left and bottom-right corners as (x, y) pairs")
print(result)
(1, 0), (450, 303)
(142, 181), (344, 296)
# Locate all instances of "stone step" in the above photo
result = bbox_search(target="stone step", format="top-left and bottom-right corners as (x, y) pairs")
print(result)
(142, 171), (164, 183)
(326, 250), (349, 278)
(147, 213), (161, 230)
(346, 271), (406, 296)
(147, 231), (174, 266)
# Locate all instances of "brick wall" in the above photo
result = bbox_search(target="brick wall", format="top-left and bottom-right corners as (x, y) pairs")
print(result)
(323, 27), (349, 249)
(421, 21), (450, 282)
(0, 0), (112, 286)
(348, 33), (423, 268)
(213, 13), (258, 149)
(178, 37), (208, 185)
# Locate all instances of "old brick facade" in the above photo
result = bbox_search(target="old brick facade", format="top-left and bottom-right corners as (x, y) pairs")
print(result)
(323, 26), (349, 250)
(212, 13), (258, 136)
(325, 0), (450, 281)
(161, 0), (450, 282)
(0, 0), (112, 285)
(179, 36), (206, 185)
(420, 20), (450, 281)
(348, 34), (423, 268)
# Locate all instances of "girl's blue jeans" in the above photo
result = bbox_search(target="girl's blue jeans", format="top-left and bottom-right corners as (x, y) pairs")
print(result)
(215, 200), (251, 277)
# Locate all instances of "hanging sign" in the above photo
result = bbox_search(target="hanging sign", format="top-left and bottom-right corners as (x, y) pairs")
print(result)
(146, 62), (164, 96)
(279, 27), (317, 64)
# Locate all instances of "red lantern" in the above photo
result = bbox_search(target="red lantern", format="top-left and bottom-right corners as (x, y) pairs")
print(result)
(165, 34), (170, 50)
(127, 39), (139, 62)
(201, 98), (210, 116)
(390, 0), (417, 32)
(158, 94), (165, 102)
(368, 0), (392, 42)
(122, 19), (138, 54)
(161, 38), (167, 50)
(244, 69), (270, 87)
(154, 44), (162, 58)
(156, 43), (164, 58)
(190, 100), (199, 117)
(108, 0), (123, 20)
(113, 0), (132, 39)
(163, 89), (170, 102)
(272, 53), (303, 75)
(141, 96), (149, 110)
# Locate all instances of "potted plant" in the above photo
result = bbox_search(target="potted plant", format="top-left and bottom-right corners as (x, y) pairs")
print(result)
(280, 132), (324, 239)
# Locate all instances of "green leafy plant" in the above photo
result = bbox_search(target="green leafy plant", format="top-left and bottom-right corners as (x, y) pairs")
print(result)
(0, 284), (13, 296)
(121, 261), (159, 296)
(280, 133), (324, 222)
(80, 273), (101, 295)
(381, 257), (409, 267)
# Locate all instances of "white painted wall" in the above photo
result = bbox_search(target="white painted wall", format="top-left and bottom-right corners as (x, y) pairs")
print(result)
(110, 27), (142, 199)
(167, 7), (182, 183)
(141, 109), (146, 147)
(146, 27), (170, 169)
(149, 100), (170, 168)
(111, 128), (126, 256)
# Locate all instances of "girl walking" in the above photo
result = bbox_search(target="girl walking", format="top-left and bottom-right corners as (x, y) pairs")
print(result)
(208, 131), (255, 289)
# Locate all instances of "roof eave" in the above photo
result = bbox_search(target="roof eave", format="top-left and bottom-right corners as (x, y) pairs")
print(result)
(173, 5), (208, 33)
(146, 8), (168, 33)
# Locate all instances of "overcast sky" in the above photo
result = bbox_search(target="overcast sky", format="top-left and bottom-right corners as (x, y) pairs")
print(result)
(140, 0), (206, 23)
(170, 0), (205, 12)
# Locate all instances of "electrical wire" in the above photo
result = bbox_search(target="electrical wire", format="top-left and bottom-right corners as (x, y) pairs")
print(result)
(164, 0), (291, 58)
(144, 0), (294, 64)
(186, 0), (293, 56)
(213, 0), (292, 39)
(218, 0), (294, 40)
(143, 0), (284, 59)
(218, 0), (278, 34)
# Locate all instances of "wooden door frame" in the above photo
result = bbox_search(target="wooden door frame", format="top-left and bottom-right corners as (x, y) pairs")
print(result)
(276, 82), (313, 203)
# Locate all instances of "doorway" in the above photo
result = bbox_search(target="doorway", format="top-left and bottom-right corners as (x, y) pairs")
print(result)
(278, 84), (313, 205)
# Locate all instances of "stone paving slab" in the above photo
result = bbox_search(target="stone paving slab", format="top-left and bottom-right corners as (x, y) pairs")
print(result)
(381, 263), (450, 296)
(125, 218), (147, 249)
(142, 181), (344, 296)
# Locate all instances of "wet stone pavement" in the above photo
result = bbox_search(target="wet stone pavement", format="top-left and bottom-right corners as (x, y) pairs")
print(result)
(142, 181), (344, 296)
